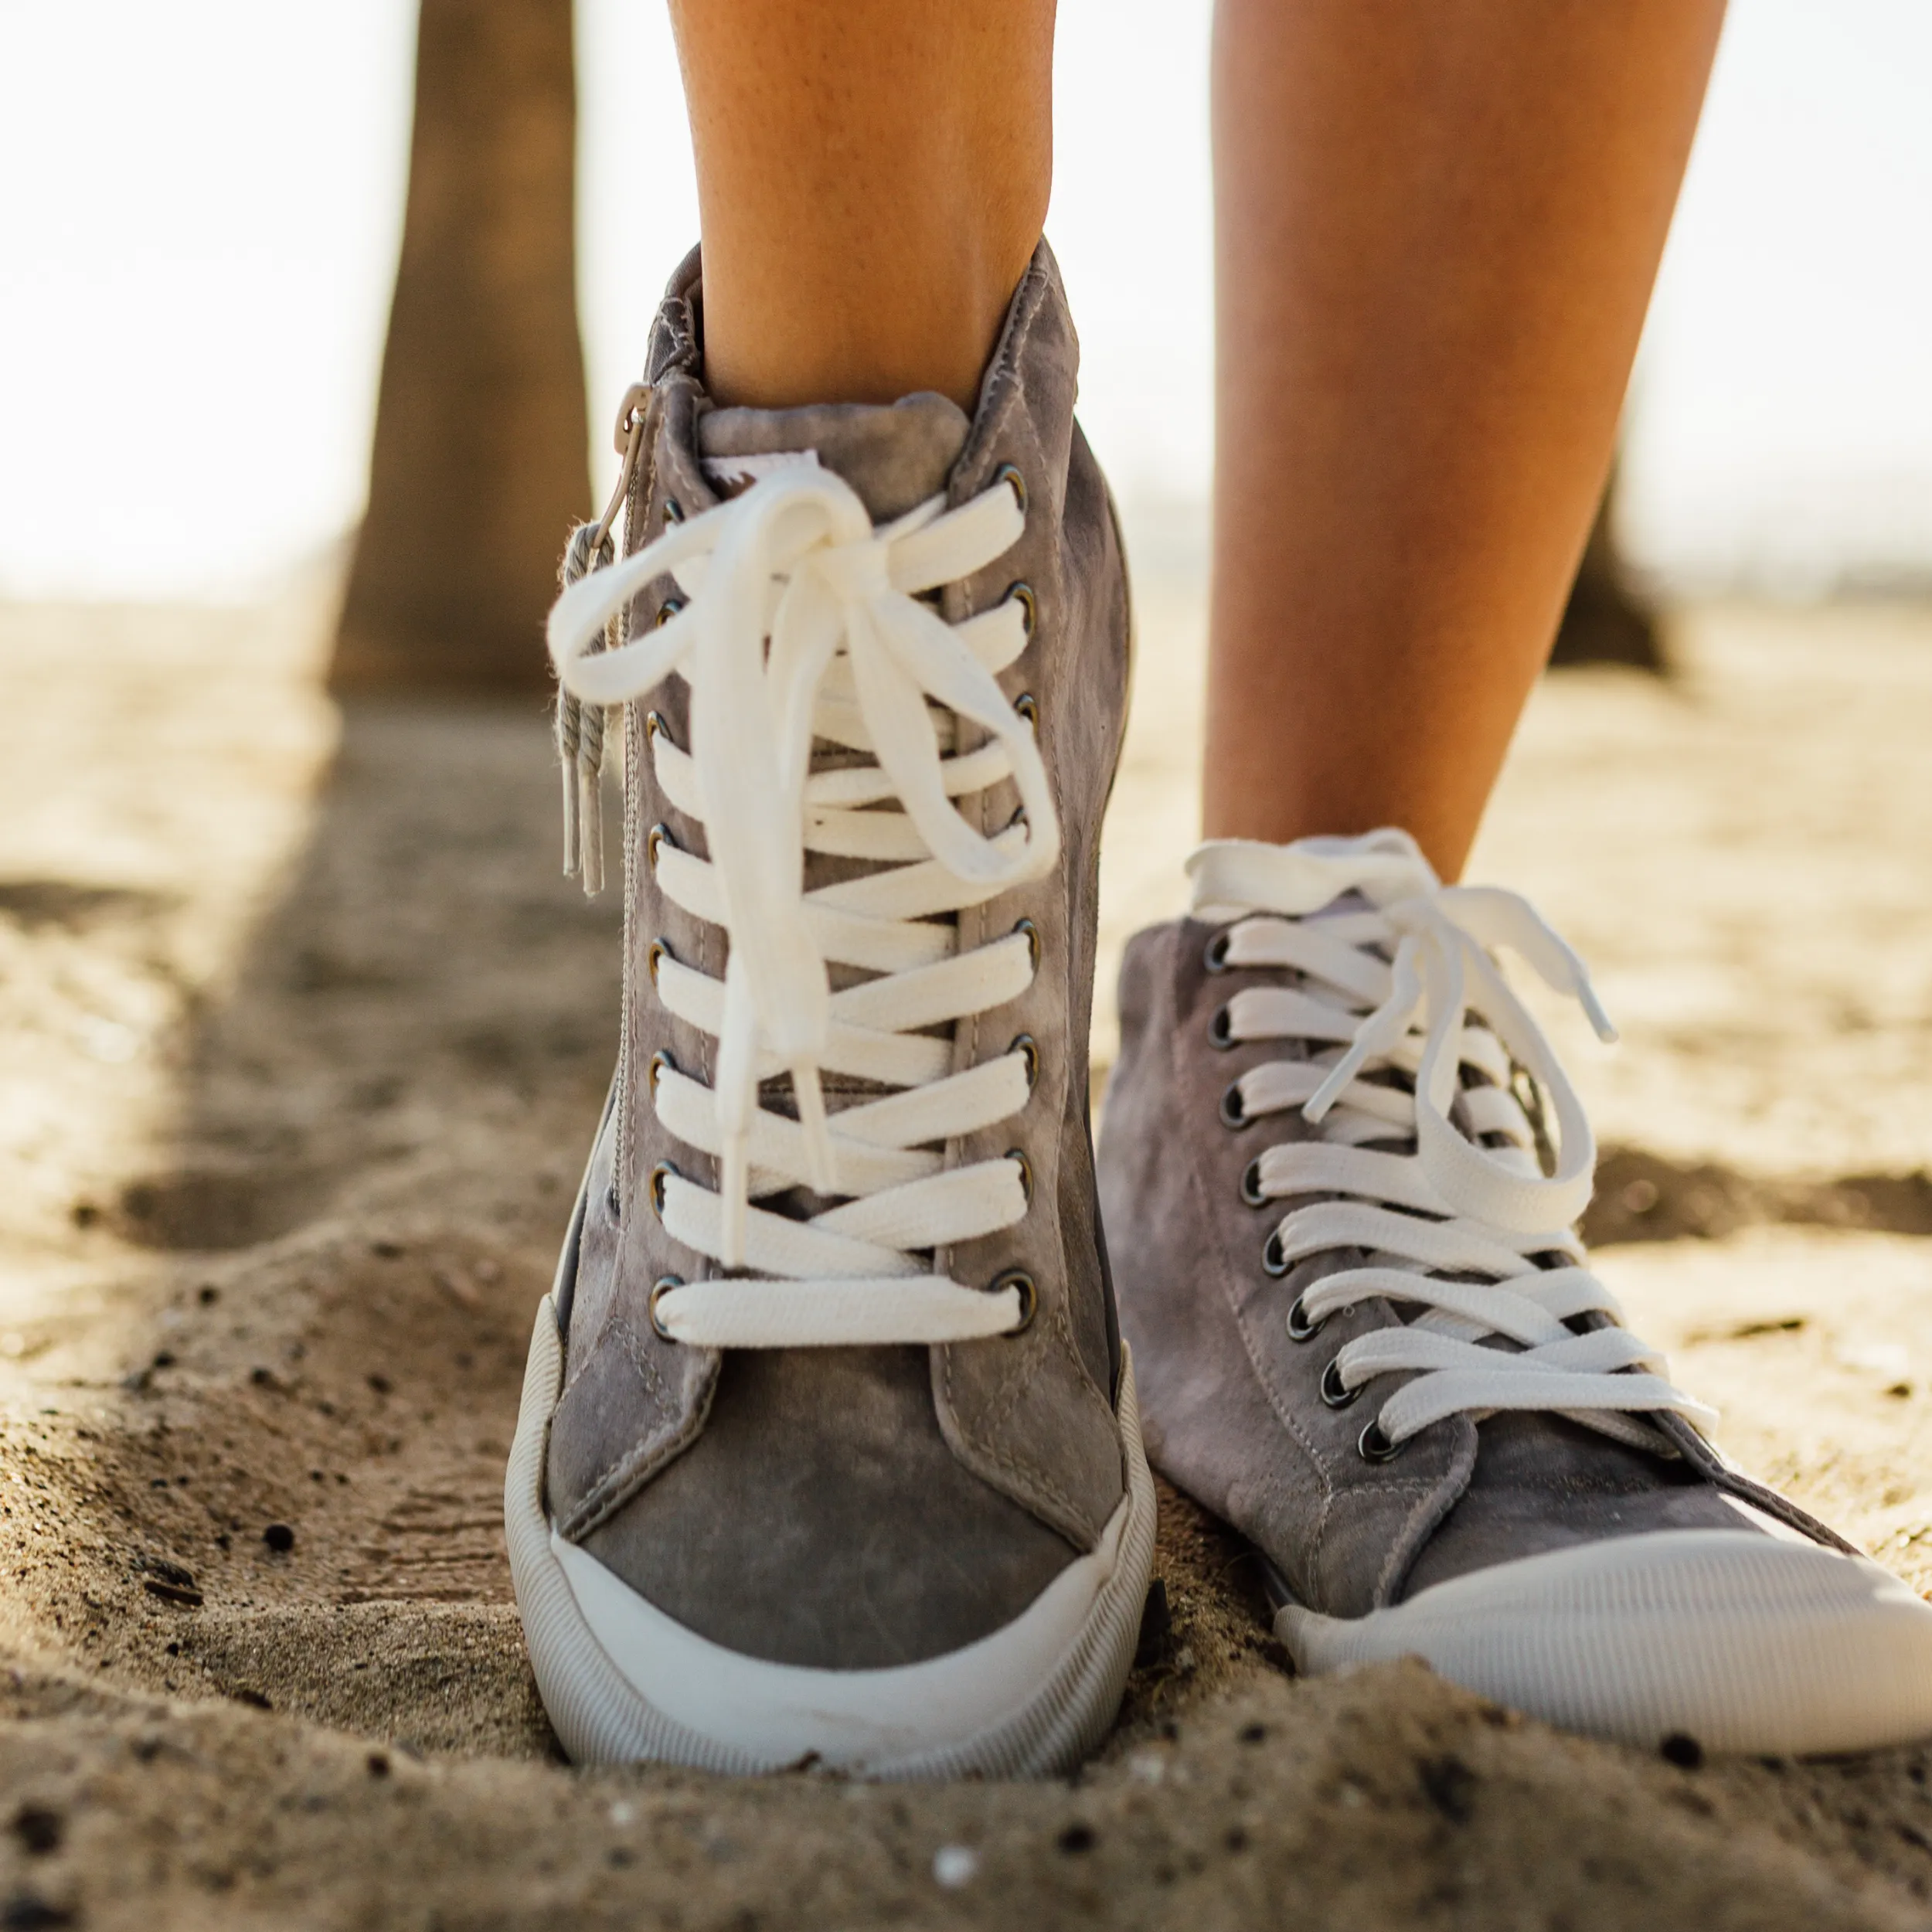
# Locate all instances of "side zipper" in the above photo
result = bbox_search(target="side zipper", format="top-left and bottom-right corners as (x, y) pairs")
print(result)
(553, 380), (653, 897)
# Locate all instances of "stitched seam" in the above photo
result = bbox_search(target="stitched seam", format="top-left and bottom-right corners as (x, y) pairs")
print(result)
(562, 1410), (704, 1542)
(557, 1298), (628, 1409)
(561, 1318), (709, 1539)
(939, 1322), (1094, 1535)
(614, 1313), (675, 1412)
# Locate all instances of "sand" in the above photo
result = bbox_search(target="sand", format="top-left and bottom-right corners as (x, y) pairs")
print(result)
(2, 561), (1931, 1927)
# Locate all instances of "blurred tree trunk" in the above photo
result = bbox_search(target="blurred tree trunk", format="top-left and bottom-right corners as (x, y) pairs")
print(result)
(332, 0), (589, 696)
(1549, 461), (1665, 672)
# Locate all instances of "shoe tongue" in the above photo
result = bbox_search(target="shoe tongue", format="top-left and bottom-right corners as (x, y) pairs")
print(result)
(696, 392), (971, 522)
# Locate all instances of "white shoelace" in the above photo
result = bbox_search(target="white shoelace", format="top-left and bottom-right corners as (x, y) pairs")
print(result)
(547, 464), (1056, 1349)
(1191, 832), (1716, 1457)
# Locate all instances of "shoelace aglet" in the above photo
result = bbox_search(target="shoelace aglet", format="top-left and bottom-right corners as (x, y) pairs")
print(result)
(1301, 1048), (1368, 1127)
(576, 751), (604, 896)
(1303, 937), (1423, 1125)
(559, 761), (580, 879)
(791, 1062), (837, 1196)
(1579, 981), (1618, 1046)
(719, 1138), (750, 1270)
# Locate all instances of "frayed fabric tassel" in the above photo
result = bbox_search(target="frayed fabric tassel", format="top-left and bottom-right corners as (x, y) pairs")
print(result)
(556, 521), (616, 894)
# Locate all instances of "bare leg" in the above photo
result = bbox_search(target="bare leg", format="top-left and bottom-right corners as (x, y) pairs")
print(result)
(668, 0), (1056, 412)
(1204, 0), (1726, 876)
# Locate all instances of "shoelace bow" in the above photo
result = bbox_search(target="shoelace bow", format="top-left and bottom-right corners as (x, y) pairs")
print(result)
(548, 464), (1056, 1348)
(1190, 832), (1716, 1457)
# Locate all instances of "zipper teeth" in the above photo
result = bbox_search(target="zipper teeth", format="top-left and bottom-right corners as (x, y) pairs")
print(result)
(611, 431), (655, 1220)
(614, 694), (639, 1217)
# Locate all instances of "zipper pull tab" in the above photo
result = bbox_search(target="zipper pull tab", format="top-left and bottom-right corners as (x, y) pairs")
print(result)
(552, 382), (654, 896)
(555, 521), (613, 893)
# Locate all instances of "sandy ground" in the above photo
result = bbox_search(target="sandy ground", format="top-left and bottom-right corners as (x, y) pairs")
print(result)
(3, 556), (1932, 1929)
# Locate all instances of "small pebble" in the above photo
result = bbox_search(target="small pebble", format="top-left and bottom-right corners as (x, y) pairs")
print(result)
(263, 1523), (295, 1554)
(1, 1889), (74, 1927)
(932, 1845), (979, 1889)
(10, 1806), (62, 1856)
(140, 1577), (202, 1608)
(1620, 1177), (1660, 1216)
(433, 1267), (478, 1309)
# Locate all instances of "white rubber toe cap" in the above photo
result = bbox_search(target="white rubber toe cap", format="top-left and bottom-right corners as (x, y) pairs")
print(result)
(1279, 1527), (1932, 1755)
(506, 1296), (1159, 1777)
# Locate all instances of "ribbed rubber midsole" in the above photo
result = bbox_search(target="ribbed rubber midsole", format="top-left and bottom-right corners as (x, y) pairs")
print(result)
(1279, 1528), (1932, 1754)
(505, 1296), (1159, 1776)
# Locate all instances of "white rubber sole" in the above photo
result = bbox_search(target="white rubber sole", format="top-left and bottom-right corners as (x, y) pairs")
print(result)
(1278, 1527), (1932, 1754)
(505, 1295), (1159, 1777)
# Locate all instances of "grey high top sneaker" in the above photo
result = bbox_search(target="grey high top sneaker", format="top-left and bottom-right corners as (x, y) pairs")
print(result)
(504, 243), (1156, 1777)
(1100, 830), (1932, 1755)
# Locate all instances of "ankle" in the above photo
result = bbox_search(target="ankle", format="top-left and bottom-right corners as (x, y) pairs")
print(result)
(696, 227), (1039, 414)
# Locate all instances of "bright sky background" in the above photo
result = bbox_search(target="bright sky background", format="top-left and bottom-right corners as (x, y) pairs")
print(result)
(3, 0), (1931, 600)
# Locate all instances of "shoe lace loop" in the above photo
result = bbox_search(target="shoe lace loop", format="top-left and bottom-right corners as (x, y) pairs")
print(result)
(546, 464), (1056, 1346)
(1189, 832), (1716, 1455)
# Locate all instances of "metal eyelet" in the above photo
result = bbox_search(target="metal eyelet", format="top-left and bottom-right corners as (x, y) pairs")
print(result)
(1359, 1419), (1404, 1463)
(991, 1268), (1037, 1335)
(1240, 1158), (1267, 1208)
(1012, 917), (1041, 971)
(1005, 580), (1038, 638)
(655, 596), (687, 628)
(645, 709), (672, 746)
(647, 939), (670, 985)
(1010, 1033), (1040, 1090)
(1286, 1294), (1325, 1342)
(647, 822), (675, 870)
(648, 1275), (684, 1342)
(1208, 1004), (1236, 1050)
(993, 464), (1027, 514)
(648, 1162), (680, 1218)
(1320, 1358), (1358, 1409)
(1219, 1081), (1249, 1130)
(663, 497), (685, 524)
(647, 1049), (675, 1095)
(1014, 692), (1039, 728)
(1005, 1148), (1033, 1207)
(1203, 930), (1233, 975)
(1262, 1230), (1289, 1278)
